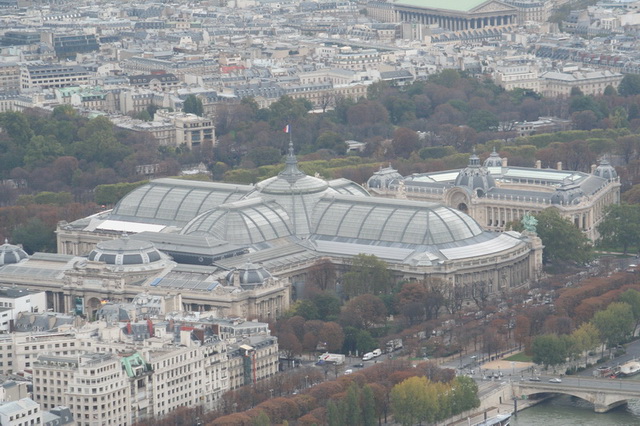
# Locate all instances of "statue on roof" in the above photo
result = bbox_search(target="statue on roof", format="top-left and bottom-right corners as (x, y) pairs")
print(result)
(522, 213), (538, 234)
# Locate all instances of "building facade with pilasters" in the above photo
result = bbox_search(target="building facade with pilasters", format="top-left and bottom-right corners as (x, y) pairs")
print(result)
(374, 0), (517, 31)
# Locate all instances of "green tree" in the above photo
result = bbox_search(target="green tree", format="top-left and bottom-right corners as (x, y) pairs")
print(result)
(311, 293), (341, 321)
(593, 302), (634, 350)
(326, 400), (343, 426)
(531, 334), (567, 369)
(618, 73), (640, 96)
(597, 204), (640, 254)
(429, 69), (461, 88)
(251, 411), (270, 426)
(94, 181), (148, 206)
(24, 135), (64, 167)
(345, 383), (362, 426)
(315, 131), (347, 154)
(362, 385), (377, 426)
(618, 289), (640, 335)
(0, 111), (34, 144)
(183, 94), (204, 116)
(450, 376), (480, 413)
(288, 300), (319, 320)
(467, 109), (499, 132)
(355, 329), (377, 354)
(12, 217), (55, 254)
(534, 208), (593, 264)
(342, 254), (392, 298)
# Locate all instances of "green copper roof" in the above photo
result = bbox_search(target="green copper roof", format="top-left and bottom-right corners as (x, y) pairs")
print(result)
(394, 0), (489, 12)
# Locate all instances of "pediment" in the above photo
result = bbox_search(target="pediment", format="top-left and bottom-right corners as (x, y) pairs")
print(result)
(470, 0), (516, 14)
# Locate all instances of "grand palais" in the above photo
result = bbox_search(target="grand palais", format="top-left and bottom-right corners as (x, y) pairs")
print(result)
(2, 145), (604, 317)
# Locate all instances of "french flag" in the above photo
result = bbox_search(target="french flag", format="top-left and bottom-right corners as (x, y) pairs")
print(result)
(283, 124), (290, 133)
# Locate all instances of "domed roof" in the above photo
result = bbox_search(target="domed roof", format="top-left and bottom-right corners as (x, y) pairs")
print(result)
(88, 236), (163, 265)
(593, 159), (617, 181)
(181, 199), (292, 245)
(367, 166), (403, 189)
(551, 185), (584, 205)
(254, 142), (330, 195)
(0, 240), (28, 266)
(483, 148), (503, 168)
(247, 142), (338, 236)
(226, 261), (272, 286)
(312, 195), (484, 246)
(455, 151), (495, 195)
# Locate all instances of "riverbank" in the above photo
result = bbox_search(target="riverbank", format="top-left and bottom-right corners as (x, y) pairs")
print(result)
(441, 380), (552, 426)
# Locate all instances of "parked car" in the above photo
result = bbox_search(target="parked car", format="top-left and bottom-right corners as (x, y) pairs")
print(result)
(528, 377), (541, 382)
(353, 362), (364, 368)
(549, 378), (562, 383)
(344, 369), (353, 375)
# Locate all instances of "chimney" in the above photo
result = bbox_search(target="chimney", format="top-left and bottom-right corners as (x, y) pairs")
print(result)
(535, 160), (541, 169)
(557, 161), (562, 170)
(501, 157), (508, 168)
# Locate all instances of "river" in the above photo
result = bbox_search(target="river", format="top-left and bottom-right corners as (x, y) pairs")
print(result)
(511, 396), (640, 425)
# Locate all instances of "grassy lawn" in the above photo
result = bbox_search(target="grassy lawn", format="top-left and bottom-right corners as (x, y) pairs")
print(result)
(504, 352), (533, 362)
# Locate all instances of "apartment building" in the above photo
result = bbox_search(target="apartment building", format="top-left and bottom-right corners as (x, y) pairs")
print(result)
(0, 398), (41, 426)
(0, 63), (20, 92)
(227, 336), (278, 390)
(20, 65), (90, 91)
(31, 355), (77, 411)
(146, 345), (204, 418)
(33, 353), (131, 426)
(67, 353), (130, 426)
(155, 110), (216, 149)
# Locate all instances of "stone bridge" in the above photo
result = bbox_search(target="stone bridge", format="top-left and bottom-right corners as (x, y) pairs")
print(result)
(513, 377), (640, 413)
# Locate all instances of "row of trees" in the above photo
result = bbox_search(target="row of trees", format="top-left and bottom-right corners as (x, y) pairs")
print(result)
(200, 359), (474, 426)
(532, 289), (640, 369)
(390, 375), (479, 426)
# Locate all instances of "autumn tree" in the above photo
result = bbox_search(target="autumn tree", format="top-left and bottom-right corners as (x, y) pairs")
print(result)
(340, 294), (387, 330)
(279, 332), (302, 359)
(306, 258), (337, 293)
(514, 315), (531, 350)
(570, 322), (600, 364)
(318, 322), (345, 352)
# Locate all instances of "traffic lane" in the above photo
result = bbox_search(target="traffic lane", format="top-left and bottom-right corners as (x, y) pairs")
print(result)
(519, 375), (640, 392)
(576, 339), (640, 377)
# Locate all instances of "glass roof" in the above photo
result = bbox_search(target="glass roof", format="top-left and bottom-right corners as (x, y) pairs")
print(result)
(312, 195), (483, 245)
(110, 178), (252, 225)
(181, 199), (293, 246)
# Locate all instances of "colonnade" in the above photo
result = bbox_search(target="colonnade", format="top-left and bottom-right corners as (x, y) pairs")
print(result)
(397, 10), (516, 31)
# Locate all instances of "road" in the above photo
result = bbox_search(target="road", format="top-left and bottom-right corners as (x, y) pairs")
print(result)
(518, 375), (640, 393)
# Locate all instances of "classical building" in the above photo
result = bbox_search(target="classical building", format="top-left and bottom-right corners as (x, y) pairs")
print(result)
(370, 0), (517, 31)
(503, 0), (552, 24)
(50, 145), (542, 301)
(367, 151), (620, 242)
(539, 69), (623, 97)
(0, 234), (290, 321)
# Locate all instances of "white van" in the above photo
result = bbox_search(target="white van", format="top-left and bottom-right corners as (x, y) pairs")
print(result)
(362, 352), (375, 361)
